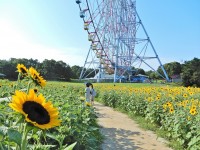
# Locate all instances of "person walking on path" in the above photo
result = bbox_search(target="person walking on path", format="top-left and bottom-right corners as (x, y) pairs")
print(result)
(90, 84), (96, 106)
(85, 83), (91, 104)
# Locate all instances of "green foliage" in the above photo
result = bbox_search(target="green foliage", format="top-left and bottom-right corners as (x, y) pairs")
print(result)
(71, 65), (82, 79)
(0, 58), (72, 81)
(100, 90), (119, 108)
(7, 129), (22, 146)
(1, 57), (199, 84)
(181, 58), (200, 87)
(157, 61), (182, 78)
(0, 79), (102, 150)
(135, 68), (146, 75)
(96, 84), (200, 149)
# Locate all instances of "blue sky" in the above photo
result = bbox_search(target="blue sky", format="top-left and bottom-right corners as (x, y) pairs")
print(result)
(0, 0), (199, 70)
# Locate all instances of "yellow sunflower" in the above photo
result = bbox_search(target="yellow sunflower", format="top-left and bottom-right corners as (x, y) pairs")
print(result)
(190, 109), (197, 115)
(189, 92), (194, 95)
(80, 96), (85, 102)
(191, 105), (196, 110)
(85, 102), (91, 107)
(183, 94), (188, 98)
(33, 88), (38, 93)
(163, 104), (167, 110)
(29, 67), (46, 87)
(156, 96), (161, 100)
(17, 64), (28, 76)
(146, 97), (152, 102)
(169, 107), (174, 114)
(9, 89), (61, 129)
(166, 102), (172, 107)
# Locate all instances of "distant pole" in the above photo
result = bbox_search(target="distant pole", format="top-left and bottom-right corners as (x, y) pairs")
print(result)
(114, 40), (119, 83)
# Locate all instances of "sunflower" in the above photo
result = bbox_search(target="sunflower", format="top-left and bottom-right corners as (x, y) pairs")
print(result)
(33, 88), (38, 93)
(80, 96), (85, 102)
(156, 96), (161, 100)
(29, 67), (46, 87)
(189, 92), (194, 95)
(17, 64), (28, 76)
(163, 104), (167, 110)
(169, 107), (174, 114)
(9, 89), (61, 129)
(190, 109), (197, 115)
(191, 105), (196, 110)
(183, 94), (188, 98)
(147, 97), (152, 102)
(85, 102), (91, 107)
(10, 83), (13, 87)
(166, 102), (172, 107)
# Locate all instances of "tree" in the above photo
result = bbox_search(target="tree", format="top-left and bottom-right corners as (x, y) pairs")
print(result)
(136, 68), (145, 75)
(157, 61), (182, 79)
(181, 58), (200, 87)
(41, 59), (72, 81)
(71, 65), (82, 79)
(85, 68), (97, 78)
(0, 58), (74, 81)
(0, 60), (17, 80)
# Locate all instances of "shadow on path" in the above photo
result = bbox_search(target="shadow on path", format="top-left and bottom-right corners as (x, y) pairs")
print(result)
(101, 127), (142, 150)
(95, 102), (172, 150)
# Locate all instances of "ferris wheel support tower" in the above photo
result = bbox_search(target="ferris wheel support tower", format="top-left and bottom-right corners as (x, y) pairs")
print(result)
(76, 0), (170, 82)
(134, 9), (169, 82)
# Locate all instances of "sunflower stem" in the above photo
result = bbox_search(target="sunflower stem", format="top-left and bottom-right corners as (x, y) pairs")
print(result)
(16, 73), (21, 90)
(17, 73), (21, 83)
(0, 142), (5, 150)
(26, 81), (32, 93)
(8, 141), (10, 150)
(21, 123), (29, 150)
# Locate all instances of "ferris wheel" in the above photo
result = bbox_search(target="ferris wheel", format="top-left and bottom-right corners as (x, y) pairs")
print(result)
(76, 0), (169, 82)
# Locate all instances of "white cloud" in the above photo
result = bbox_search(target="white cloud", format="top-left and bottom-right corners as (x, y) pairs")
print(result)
(0, 18), (85, 66)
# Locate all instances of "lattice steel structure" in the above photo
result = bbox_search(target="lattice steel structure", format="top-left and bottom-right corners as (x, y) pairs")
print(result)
(76, 0), (169, 82)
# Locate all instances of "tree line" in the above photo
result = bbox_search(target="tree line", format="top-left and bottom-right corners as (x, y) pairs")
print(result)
(0, 57), (199, 87)
(146, 57), (200, 87)
(0, 58), (94, 81)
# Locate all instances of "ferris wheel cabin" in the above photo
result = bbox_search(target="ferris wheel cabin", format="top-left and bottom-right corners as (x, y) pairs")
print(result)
(75, 0), (81, 4)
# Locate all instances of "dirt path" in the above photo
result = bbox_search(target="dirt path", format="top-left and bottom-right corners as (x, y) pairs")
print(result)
(94, 102), (173, 150)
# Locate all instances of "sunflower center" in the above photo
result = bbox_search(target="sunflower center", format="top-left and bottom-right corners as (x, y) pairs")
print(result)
(20, 68), (27, 74)
(33, 74), (39, 80)
(23, 101), (50, 125)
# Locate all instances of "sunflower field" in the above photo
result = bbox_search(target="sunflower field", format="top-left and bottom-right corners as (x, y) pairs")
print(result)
(0, 64), (102, 150)
(1, 64), (200, 150)
(94, 84), (200, 149)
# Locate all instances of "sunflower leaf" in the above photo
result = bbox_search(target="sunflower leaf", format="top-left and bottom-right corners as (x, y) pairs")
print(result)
(63, 142), (77, 150)
(1, 92), (10, 97)
(28, 144), (57, 149)
(46, 133), (58, 141)
(0, 126), (8, 136)
(7, 129), (22, 146)
(16, 115), (24, 124)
